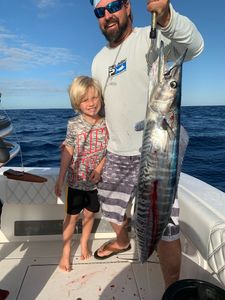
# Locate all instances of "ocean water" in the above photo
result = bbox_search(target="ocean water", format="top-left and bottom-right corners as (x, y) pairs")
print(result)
(3, 106), (225, 193)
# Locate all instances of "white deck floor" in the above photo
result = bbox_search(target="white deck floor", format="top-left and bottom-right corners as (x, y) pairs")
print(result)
(0, 238), (165, 300)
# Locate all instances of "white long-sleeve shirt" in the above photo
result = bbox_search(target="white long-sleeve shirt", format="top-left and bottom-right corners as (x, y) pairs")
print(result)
(92, 4), (204, 156)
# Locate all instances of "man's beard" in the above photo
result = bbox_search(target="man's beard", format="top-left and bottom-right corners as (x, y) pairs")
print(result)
(101, 17), (129, 44)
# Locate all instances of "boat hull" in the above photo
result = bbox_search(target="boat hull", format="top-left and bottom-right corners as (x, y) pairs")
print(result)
(0, 168), (225, 299)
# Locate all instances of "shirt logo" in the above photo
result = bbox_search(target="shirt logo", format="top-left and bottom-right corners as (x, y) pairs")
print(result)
(108, 59), (127, 77)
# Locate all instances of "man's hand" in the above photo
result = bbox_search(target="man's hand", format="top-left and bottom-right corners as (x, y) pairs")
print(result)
(147, 0), (171, 27)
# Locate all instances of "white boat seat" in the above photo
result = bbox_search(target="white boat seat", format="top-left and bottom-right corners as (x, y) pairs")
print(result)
(178, 173), (225, 285)
(0, 167), (59, 205)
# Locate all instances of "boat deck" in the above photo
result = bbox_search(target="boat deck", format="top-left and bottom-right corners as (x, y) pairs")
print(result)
(1, 168), (225, 299)
(0, 238), (166, 300)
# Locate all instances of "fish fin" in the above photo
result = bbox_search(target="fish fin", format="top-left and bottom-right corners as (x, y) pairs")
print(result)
(176, 126), (190, 186)
(180, 125), (189, 146)
(135, 120), (145, 131)
(177, 126), (189, 172)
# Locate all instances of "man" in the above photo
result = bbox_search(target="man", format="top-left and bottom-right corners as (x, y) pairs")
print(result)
(90, 0), (204, 288)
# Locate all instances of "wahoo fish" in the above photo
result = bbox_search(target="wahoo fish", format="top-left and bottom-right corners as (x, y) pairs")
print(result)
(134, 41), (188, 263)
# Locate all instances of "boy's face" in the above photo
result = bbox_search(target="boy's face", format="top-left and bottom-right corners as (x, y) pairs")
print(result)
(79, 86), (101, 120)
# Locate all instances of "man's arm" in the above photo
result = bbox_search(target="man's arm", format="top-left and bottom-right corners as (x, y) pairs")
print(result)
(147, 1), (204, 61)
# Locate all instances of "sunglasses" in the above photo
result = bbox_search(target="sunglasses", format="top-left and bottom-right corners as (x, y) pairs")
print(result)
(92, 0), (126, 19)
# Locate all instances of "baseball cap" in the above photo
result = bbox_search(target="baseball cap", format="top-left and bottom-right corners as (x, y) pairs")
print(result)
(90, 0), (101, 7)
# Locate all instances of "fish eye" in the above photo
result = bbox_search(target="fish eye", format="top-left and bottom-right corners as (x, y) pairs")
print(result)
(170, 81), (177, 89)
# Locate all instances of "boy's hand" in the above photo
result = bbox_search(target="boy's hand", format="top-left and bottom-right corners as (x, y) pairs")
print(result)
(55, 178), (63, 197)
(89, 170), (101, 184)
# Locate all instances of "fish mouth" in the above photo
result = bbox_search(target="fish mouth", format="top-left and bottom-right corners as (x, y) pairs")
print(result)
(165, 49), (188, 78)
(156, 41), (187, 84)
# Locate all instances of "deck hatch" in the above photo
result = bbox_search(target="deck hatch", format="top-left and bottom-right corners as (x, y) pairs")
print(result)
(14, 218), (128, 236)
(17, 262), (141, 300)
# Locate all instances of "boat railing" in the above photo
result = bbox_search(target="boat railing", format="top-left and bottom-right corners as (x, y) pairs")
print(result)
(0, 166), (134, 243)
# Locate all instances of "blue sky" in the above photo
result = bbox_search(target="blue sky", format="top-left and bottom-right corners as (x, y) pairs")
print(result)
(0, 0), (225, 109)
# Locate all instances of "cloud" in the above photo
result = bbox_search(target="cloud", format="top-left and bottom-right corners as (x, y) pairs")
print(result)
(36, 0), (58, 9)
(0, 78), (65, 96)
(35, 0), (76, 10)
(0, 26), (79, 71)
(0, 77), (70, 109)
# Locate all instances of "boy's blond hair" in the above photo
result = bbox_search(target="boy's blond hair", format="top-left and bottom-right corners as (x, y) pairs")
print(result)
(68, 76), (103, 112)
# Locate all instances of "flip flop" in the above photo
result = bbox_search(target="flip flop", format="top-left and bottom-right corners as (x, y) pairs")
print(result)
(94, 242), (131, 260)
(0, 289), (9, 300)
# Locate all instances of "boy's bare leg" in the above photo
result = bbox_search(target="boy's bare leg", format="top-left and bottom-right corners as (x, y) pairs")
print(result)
(59, 214), (79, 271)
(80, 209), (95, 260)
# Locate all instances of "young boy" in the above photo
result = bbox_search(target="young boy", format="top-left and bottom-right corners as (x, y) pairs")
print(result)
(55, 76), (108, 272)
